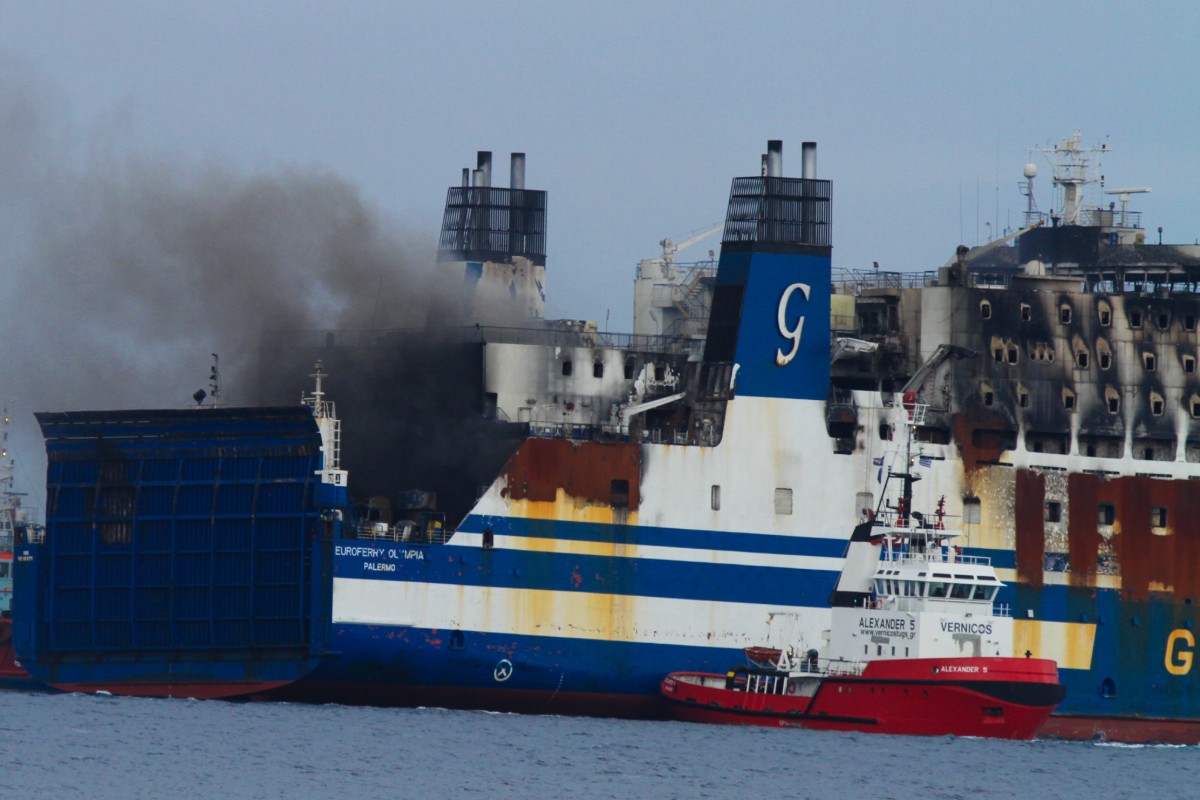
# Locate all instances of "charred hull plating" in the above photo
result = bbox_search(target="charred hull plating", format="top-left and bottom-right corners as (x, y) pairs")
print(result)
(14, 137), (1200, 742)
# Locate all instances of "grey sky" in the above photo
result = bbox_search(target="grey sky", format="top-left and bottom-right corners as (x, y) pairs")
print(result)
(1, 0), (1198, 493)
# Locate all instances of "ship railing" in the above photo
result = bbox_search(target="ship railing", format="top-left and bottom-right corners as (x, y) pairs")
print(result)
(740, 656), (865, 686)
(352, 515), (451, 545)
(284, 325), (706, 357)
(884, 552), (992, 567)
(465, 325), (705, 356)
(831, 268), (939, 294)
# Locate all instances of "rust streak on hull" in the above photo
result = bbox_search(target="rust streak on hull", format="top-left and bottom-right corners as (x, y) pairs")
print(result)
(501, 438), (642, 507)
(1014, 469), (1045, 588)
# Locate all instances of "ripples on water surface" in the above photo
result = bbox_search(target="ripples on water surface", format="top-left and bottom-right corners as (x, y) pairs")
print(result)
(3, 692), (1195, 799)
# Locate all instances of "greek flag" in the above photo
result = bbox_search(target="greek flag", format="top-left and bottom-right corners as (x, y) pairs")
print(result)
(918, 455), (933, 468)
(872, 456), (884, 466)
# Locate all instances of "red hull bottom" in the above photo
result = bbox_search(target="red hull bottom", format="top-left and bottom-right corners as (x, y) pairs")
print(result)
(1040, 715), (1200, 746)
(0, 641), (41, 690)
(662, 657), (1064, 740)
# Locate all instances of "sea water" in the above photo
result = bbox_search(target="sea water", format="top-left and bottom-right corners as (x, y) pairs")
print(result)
(2, 692), (1194, 799)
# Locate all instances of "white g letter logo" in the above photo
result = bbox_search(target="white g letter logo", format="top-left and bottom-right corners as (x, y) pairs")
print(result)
(776, 282), (810, 365)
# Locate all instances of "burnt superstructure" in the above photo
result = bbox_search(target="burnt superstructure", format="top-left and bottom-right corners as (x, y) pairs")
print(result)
(15, 134), (1200, 743)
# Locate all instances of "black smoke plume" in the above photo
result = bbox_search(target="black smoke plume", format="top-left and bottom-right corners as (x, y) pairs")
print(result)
(0, 55), (519, 520)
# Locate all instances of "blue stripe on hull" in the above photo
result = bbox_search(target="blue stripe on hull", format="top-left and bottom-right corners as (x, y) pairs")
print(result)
(336, 546), (840, 607)
(456, 515), (849, 558)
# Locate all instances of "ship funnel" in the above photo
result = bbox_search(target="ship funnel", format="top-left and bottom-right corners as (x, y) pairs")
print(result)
(766, 139), (783, 178)
(438, 149), (548, 269)
(510, 153), (526, 190)
(477, 151), (493, 188)
(802, 142), (817, 179)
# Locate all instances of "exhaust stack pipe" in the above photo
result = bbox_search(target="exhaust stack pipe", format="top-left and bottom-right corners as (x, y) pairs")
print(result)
(510, 153), (526, 190)
(766, 139), (783, 178)
(801, 141), (817, 179)
(477, 151), (492, 187)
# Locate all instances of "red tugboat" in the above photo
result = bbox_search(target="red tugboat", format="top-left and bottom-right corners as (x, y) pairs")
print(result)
(661, 402), (1066, 739)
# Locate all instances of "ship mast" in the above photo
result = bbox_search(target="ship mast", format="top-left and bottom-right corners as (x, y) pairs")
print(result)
(1035, 130), (1108, 226)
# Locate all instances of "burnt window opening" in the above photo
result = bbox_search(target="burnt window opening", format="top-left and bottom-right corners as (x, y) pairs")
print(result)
(1143, 447), (1154, 460)
(1151, 507), (1168, 528)
(1007, 346), (1019, 365)
(624, 357), (636, 380)
(1098, 503), (1116, 526)
(993, 347), (1004, 363)
(980, 300), (992, 319)
(1143, 353), (1156, 372)
(482, 527), (494, 549)
(1076, 351), (1090, 369)
(1098, 305), (1112, 327)
(963, 497), (981, 524)
(1086, 443), (1097, 457)
(1028, 433), (1069, 455)
(654, 363), (666, 382)
(1098, 352), (1112, 370)
(611, 479), (630, 509)
(1191, 397), (1200, 419)
(1187, 314), (1197, 332)
(1020, 304), (1032, 321)
(1060, 305), (1072, 324)
(1045, 501), (1062, 523)
(1184, 355), (1197, 374)
(917, 427), (951, 445)
(1063, 390), (1076, 411)
(1157, 313), (1171, 331)
(1107, 394), (1120, 414)
(711, 484), (721, 511)
(971, 428), (1016, 451)
(983, 390), (994, 407)
(593, 361), (604, 378)
(1045, 348), (1055, 363)
(878, 422), (893, 441)
(1129, 310), (1143, 328)
(1018, 391), (1030, 408)
(562, 359), (573, 376)
(1151, 396), (1165, 416)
